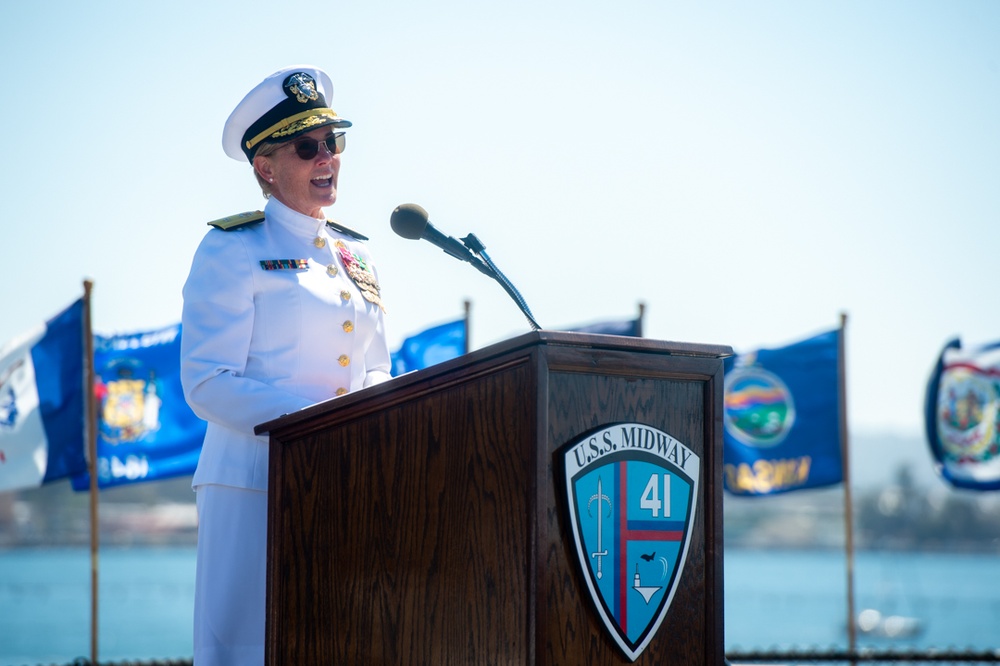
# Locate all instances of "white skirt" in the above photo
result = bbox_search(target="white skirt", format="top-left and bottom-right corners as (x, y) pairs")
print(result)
(194, 484), (267, 666)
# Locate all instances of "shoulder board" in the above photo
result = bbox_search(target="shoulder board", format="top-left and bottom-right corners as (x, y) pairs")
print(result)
(208, 211), (265, 231)
(326, 219), (369, 241)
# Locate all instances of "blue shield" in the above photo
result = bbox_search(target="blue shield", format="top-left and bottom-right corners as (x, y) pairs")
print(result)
(563, 423), (699, 661)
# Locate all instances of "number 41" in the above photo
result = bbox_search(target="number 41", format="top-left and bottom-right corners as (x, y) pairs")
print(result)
(640, 474), (671, 518)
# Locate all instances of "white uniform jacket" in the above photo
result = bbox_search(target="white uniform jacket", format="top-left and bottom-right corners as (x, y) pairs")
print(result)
(181, 197), (392, 491)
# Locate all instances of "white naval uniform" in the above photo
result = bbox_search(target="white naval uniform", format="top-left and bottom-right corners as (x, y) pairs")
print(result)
(181, 196), (391, 666)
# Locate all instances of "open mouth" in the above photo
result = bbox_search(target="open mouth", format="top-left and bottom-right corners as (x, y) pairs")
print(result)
(311, 176), (334, 188)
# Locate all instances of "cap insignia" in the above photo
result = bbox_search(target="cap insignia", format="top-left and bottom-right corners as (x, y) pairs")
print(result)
(284, 72), (319, 104)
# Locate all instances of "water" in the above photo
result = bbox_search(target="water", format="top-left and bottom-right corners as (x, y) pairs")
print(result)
(0, 548), (195, 665)
(1, 547), (998, 665)
(725, 549), (1000, 650)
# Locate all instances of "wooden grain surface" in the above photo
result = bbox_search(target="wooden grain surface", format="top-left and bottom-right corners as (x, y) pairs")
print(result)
(265, 335), (725, 665)
(268, 360), (535, 664)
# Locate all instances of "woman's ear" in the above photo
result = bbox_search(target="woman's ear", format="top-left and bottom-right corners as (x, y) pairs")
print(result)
(254, 155), (275, 183)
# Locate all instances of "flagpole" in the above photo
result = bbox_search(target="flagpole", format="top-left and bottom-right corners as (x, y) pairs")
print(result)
(839, 312), (857, 659)
(83, 279), (99, 665)
(636, 301), (646, 338)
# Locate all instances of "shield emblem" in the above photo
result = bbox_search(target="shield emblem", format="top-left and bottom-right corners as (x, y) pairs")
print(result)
(563, 423), (700, 661)
(97, 357), (162, 445)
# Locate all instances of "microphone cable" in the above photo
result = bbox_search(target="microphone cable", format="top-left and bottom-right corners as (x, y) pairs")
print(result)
(461, 233), (541, 331)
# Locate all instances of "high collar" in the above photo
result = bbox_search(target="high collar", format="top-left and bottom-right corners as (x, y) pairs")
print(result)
(265, 196), (326, 237)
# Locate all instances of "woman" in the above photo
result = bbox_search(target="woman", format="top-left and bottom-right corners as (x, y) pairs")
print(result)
(180, 65), (392, 666)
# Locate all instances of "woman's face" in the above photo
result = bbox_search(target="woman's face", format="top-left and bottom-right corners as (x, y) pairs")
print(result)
(254, 126), (342, 218)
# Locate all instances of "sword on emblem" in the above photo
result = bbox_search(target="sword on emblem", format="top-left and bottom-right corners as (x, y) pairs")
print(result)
(588, 476), (613, 579)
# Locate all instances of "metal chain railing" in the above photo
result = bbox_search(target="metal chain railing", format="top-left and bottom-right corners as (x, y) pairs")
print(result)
(727, 647), (1000, 663)
(31, 659), (192, 666)
(13, 648), (1000, 666)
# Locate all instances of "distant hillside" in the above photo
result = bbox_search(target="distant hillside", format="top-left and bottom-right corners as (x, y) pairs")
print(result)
(0, 475), (196, 548)
(2, 431), (996, 550)
(848, 430), (942, 490)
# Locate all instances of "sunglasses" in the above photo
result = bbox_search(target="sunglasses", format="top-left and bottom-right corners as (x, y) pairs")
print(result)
(284, 132), (347, 160)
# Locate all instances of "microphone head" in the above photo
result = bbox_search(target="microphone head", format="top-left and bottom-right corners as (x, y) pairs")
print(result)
(390, 203), (429, 240)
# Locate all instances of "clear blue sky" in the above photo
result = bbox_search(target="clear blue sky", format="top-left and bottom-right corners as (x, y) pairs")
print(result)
(1, 0), (998, 439)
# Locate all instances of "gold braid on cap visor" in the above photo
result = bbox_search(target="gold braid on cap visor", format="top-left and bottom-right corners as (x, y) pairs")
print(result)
(244, 108), (343, 152)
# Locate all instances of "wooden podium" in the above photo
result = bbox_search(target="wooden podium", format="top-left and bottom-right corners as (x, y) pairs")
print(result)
(256, 331), (730, 665)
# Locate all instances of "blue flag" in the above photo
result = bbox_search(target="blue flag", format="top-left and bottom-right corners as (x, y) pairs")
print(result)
(569, 318), (642, 337)
(391, 318), (467, 376)
(722, 328), (843, 496)
(0, 299), (87, 492)
(71, 324), (206, 490)
(924, 338), (1000, 491)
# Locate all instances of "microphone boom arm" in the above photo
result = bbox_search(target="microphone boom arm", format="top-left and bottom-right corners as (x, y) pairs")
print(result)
(389, 203), (541, 331)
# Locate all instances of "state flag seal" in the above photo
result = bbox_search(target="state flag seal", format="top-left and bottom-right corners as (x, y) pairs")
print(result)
(562, 423), (700, 661)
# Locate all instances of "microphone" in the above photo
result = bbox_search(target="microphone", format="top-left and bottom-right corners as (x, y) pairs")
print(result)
(389, 204), (541, 331)
(390, 204), (492, 276)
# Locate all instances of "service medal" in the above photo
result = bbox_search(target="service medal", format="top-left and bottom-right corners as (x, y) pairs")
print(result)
(337, 243), (386, 313)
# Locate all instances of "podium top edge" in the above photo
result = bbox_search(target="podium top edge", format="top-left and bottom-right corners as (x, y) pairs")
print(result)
(255, 330), (732, 435)
(531, 330), (734, 357)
